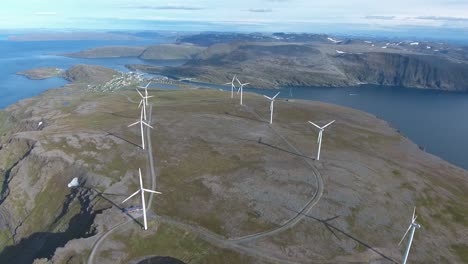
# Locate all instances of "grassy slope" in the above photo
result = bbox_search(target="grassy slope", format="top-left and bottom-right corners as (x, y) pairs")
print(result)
(106, 223), (262, 264)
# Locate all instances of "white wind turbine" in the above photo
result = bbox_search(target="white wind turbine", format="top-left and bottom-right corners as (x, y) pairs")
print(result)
(128, 108), (153, 150)
(122, 168), (162, 230)
(224, 75), (237, 98)
(399, 207), (421, 264)
(236, 77), (249, 105)
(263, 92), (280, 124)
(136, 88), (153, 121)
(308, 120), (335, 161)
(138, 82), (152, 106)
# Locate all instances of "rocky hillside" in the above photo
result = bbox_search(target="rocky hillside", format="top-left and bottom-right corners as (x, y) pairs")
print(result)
(0, 79), (467, 263)
(336, 52), (468, 91)
(125, 39), (468, 91)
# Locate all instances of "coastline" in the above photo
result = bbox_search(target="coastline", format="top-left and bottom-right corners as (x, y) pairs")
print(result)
(3, 73), (468, 173)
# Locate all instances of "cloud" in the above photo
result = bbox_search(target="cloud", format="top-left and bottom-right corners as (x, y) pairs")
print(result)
(249, 8), (273, 13)
(33, 12), (58, 16)
(364, 15), (395, 20)
(415, 16), (468, 22)
(132, 5), (203, 11)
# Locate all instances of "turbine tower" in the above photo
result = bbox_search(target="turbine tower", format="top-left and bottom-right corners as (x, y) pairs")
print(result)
(122, 168), (161, 230)
(308, 120), (335, 161)
(235, 77), (249, 105)
(264, 92), (280, 124)
(128, 108), (153, 150)
(399, 207), (421, 264)
(224, 75), (237, 98)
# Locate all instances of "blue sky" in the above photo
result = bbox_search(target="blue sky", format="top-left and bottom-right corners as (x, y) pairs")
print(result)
(1, 0), (468, 33)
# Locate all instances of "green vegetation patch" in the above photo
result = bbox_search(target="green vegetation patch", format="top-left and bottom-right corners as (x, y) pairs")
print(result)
(110, 222), (257, 263)
(451, 244), (468, 263)
(20, 173), (70, 235)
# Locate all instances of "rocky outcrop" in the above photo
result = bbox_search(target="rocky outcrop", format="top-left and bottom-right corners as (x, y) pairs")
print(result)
(0, 110), (104, 263)
(336, 52), (468, 91)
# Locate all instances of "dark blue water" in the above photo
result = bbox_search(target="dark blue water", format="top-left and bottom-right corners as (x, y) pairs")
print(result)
(189, 81), (468, 170)
(0, 38), (181, 108)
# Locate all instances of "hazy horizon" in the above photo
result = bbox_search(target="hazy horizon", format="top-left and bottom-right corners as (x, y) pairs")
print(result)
(1, 1), (468, 42)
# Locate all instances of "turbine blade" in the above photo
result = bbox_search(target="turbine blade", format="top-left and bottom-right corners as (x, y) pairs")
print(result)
(224, 82), (231, 85)
(322, 120), (336, 129)
(136, 89), (144, 98)
(146, 81), (151, 88)
(243, 83), (250, 86)
(122, 190), (140, 203)
(412, 207), (417, 222)
(146, 96), (154, 98)
(264, 95), (272, 100)
(308, 121), (322, 129)
(142, 121), (154, 129)
(143, 189), (162, 194)
(399, 224), (412, 246)
(236, 77), (242, 86)
(138, 99), (143, 109)
(272, 91), (281, 99)
(128, 121), (140, 127)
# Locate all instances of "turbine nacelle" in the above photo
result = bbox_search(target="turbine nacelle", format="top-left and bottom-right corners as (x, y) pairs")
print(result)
(263, 91), (280, 101)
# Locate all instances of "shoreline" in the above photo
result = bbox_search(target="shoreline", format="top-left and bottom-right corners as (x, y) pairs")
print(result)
(2, 75), (468, 174)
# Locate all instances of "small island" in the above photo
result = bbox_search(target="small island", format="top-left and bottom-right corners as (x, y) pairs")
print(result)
(16, 67), (64, 80)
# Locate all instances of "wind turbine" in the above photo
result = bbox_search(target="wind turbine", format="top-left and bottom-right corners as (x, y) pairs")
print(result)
(263, 92), (280, 124)
(136, 88), (153, 121)
(122, 168), (161, 230)
(308, 120), (335, 161)
(224, 75), (237, 98)
(235, 77), (249, 105)
(128, 108), (153, 150)
(138, 82), (152, 106)
(399, 207), (421, 264)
